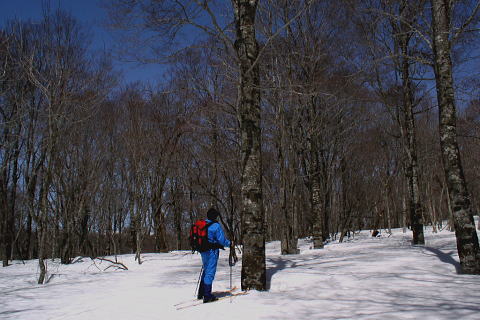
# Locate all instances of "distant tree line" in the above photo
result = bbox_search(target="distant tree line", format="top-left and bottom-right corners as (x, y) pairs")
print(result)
(1, 0), (479, 285)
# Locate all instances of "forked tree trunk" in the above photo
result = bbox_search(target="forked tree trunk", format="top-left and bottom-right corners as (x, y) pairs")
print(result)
(431, 0), (480, 274)
(233, 0), (266, 291)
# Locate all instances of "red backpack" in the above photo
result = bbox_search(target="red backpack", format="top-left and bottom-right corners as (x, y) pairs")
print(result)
(189, 220), (215, 253)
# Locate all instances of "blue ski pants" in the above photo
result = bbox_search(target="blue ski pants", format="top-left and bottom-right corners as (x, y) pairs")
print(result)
(200, 249), (219, 285)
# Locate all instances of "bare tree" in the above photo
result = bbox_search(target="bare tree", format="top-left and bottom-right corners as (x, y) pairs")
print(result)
(430, 0), (480, 274)
(0, 28), (24, 267)
(394, 0), (426, 245)
(231, 0), (266, 290)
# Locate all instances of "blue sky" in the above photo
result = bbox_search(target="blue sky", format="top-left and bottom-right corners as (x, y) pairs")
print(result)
(0, 0), (165, 84)
(1, 0), (477, 102)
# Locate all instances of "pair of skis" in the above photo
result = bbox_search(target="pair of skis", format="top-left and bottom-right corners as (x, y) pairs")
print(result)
(175, 287), (249, 310)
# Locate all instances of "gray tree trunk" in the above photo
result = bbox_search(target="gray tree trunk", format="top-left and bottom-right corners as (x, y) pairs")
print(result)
(37, 176), (49, 284)
(309, 138), (324, 249)
(37, 228), (47, 284)
(403, 75), (424, 245)
(398, 6), (424, 244)
(153, 176), (168, 253)
(131, 207), (143, 265)
(232, 0), (266, 291)
(172, 182), (182, 251)
(278, 105), (299, 255)
(431, 0), (480, 274)
(154, 206), (168, 253)
(279, 138), (299, 255)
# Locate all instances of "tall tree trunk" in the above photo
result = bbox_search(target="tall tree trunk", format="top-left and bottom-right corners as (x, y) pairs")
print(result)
(134, 213), (142, 264)
(323, 186), (331, 241)
(278, 109), (298, 255)
(25, 211), (33, 260)
(173, 188), (182, 251)
(431, 0), (480, 274)
(0, 184), (7, 267)
(311, 172), (324, 249)
(80, 206), (90, 256)
(37, 224), (47, 284)
(153, 178), (168, 252)
(233, 0), (266, 291)
(0, 154), (13, 267)
(399, 24), (424, 245)
(279, 143), (299, 255)
(37, 178), (48, 284)
(5, 143), (20, 264)
(309, 138), (324, 249)
(154, 202), (168, 253)
(280, 183), (299, 255)
(384, 189), (392, 234)
(402, 196), (407, 233)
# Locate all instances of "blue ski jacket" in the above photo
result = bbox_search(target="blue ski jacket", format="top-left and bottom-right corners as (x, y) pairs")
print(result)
(206, 220), (230, 249)
(200, 220), (230, 285)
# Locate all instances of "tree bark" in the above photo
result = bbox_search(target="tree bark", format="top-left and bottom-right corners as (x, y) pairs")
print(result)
(172, 182), (182, 251)
(0, 185), (7, 267)
(37, 228), (47, 284)
(311, 165), (324, 249)
(279, 136), (299, 255)
(154, 207), (168, 253)
(37, 176), (49, 284)
(153, 175), (168, 253)
(233, 0), (266, 291)
(322, 185), (331, 241)
(431, 0), (480, 274)
(399, 8), (424, 244)
(308, 133), (324, 249)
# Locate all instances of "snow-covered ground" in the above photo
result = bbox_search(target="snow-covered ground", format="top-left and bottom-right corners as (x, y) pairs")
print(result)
(1, 222), (480, 320)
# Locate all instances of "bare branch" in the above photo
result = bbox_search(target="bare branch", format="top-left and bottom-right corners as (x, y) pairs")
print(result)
(452, 0), (480, 43)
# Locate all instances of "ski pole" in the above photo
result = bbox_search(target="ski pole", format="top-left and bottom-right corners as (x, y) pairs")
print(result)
(195, 265), (203, 298)
(228, 244), (237, 294)
(229, 263), (233, 303)
(230, 264), (233, 291)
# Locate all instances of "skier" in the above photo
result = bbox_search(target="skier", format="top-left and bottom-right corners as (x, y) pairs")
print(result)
(198, 207), (231, 303)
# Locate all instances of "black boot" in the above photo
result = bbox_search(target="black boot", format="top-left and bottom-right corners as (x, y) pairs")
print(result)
(203, 284), (218, 303)
(197, 280), (205, 300)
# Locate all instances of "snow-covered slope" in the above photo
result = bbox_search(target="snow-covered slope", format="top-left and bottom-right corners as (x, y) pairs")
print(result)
(1, 224), (480, 320)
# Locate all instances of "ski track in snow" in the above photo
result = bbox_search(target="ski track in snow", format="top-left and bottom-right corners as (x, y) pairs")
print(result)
(1, 222), (480, 320)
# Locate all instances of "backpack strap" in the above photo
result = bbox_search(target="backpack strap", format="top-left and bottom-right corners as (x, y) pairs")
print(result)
(204, 221), (225, 250)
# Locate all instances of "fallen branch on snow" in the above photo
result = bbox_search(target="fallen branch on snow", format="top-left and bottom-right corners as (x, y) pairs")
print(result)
(90, 257), (128, 271)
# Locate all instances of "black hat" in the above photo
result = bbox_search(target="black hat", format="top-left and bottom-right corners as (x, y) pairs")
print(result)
(207, 208), (220, 221)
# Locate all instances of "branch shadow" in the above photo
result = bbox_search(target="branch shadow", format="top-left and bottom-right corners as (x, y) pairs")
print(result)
(423, 247), (461, 274)
(266, 256), (298, 290)
(0, 308), (40, 317)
